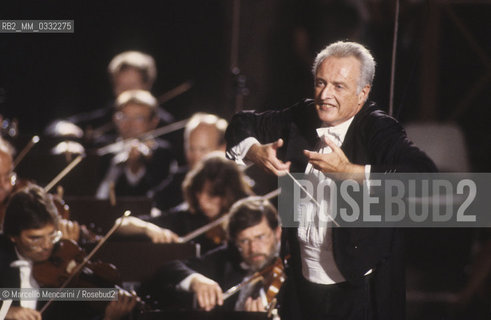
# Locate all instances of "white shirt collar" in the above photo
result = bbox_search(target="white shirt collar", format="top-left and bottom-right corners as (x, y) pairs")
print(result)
(10, 248), (32, 268)
(316, 117), (354, 144)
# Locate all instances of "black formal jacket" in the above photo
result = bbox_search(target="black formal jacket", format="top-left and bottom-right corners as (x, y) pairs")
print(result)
(0, 234), (21, 297)
(225, 99), (437, 320)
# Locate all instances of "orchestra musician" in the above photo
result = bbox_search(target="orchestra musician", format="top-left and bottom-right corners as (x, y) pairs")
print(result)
(152, 112), (228, 211)
(0, 137), (91, 244)
(63, 50), (173, 143)
(96, 89), (177, 199)
(225, 41), (437, 319)
(148, 197), (283, 313)
(117, 153), (252, 253)
(0, 184), (138, 320)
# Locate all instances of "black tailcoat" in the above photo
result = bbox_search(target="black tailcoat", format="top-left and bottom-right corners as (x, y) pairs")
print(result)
(225, 99), (437, 320)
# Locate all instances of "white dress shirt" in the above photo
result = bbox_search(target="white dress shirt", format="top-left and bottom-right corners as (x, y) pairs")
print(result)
(228, 117), (371, 285)
(10, 249), (39, 310)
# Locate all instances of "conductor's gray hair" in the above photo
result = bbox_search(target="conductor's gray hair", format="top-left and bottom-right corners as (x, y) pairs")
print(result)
(312, 41), (376, 93)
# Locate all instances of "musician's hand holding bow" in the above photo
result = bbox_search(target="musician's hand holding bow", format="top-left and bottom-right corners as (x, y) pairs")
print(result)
(103, 289), (139, 320)
(116, 216), (179, 243)
(58, 218), (81, 242)
(5, 306), (41, 320)
(144, 224), (179, 243)
(246, 139), (291, 176)
(190, 274), (223, 311)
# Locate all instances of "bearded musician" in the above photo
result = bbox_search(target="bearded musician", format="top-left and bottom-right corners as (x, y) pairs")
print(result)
(147, 197), (284, 314)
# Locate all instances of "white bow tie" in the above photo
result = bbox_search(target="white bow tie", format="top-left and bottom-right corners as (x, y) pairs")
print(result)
(316, 127), (342, 144)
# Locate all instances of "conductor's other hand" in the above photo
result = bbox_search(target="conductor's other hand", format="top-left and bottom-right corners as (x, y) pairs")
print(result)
(246, 139), (291, 176)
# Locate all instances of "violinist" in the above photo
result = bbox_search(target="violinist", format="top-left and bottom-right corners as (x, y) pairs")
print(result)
(0, 138), (82, 243)
(149, 197), (283, 313)
(152, 112), (228, 211)
(117, 153), (252, 253)
(96, 89), (177, 199)
(0, 184), (137, 320)
(54, 51), (173, 145)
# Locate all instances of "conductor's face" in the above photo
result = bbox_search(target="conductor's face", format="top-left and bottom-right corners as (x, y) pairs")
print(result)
(314, 56), (370, 127)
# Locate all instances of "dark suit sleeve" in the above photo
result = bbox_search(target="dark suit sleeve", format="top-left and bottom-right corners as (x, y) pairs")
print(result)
(225, 107), (293, 158)
(362, 109), (437, 173)
(153, 244), (237, 288)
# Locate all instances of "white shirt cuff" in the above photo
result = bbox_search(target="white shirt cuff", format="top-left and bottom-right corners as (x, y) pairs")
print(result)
(226, 137), (259, 166)
(365, 164), (372, 190)
(176, 273), (201, 291)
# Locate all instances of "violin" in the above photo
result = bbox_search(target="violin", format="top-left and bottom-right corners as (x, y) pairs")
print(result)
(50, 187), (102, 244)
(223, 256), (288, 313)
(204, 220), (227, 245)
(33, 211), (145, 315)
(261, 257), (287, 313)
(33, 238), (121, 291)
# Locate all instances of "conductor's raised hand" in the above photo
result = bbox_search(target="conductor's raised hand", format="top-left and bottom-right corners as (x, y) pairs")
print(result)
(246, 139), (291, 176)
(303, 136), (364, 174)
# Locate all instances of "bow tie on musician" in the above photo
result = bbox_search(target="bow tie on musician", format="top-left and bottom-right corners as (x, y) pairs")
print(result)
(1, 184), (139, 320)
(151, 197), (285, 315)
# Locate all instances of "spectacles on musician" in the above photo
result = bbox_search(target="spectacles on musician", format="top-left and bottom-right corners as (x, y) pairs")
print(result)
(25, 230), (62, 249)
(236, 231), (273, 250)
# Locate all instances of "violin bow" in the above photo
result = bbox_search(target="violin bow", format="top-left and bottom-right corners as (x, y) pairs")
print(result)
(40, 210), (132, 314)
(284, 171), (340, 227)
(96, 118), (189, 156)
(157, 80), (193, 104)
(178, 188), (281, 244)
(12, 135), (40, 169)
(222, 273), (264, 301)
(44, 154), (84, 193)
